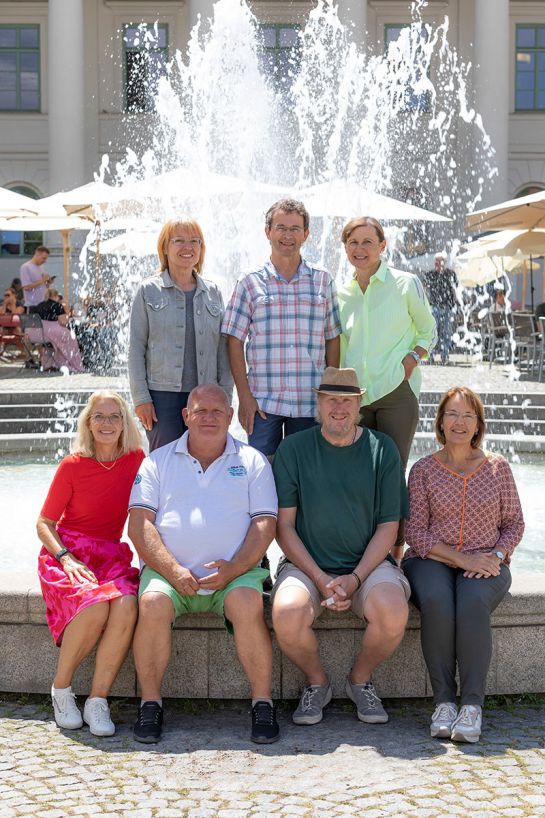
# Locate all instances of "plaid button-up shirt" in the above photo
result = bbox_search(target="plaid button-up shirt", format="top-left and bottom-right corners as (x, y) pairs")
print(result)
(222, 259), (342, 417)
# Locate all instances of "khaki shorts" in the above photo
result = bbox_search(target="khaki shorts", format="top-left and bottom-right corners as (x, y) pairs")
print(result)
(272, 559), (411, 622)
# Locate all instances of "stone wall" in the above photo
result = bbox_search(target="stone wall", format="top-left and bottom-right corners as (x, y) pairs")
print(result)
(2, 572), (544, 699)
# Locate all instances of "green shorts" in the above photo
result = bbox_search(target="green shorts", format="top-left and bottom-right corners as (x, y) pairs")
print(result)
(138, 565), (269, 633)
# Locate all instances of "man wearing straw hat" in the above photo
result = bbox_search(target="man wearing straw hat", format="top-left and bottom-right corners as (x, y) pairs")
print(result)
(271, 367), (410, 726)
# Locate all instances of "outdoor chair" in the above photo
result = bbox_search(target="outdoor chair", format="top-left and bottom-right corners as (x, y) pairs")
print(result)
(486, 310), (510, 368)
(511, 312), (540, 374)
(0, 314), (27, 358)
(537, 317), (545, 382)
(19, 314), (55, 370)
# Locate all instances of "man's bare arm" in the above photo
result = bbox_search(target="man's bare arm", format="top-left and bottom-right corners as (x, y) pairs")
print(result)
(128, 507), (199, 595)
(325, 335), (340, 367)
(227, 335), (266, 435)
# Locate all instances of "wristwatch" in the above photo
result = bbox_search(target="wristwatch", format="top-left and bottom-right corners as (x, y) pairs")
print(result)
(495, 550), (505, 561)
(408, 350), (421, 364)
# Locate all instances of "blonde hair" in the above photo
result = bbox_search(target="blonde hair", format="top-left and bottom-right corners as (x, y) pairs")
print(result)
(45, 287), (59, 301)
(435, 387), (486, 449)
(156, 218), (206, 274)
(72, 391), (142, 457)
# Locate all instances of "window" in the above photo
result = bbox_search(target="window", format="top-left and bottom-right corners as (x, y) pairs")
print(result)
(384, 24), (430, 113)
(123, 23), (168, 113)
(0, 25), (40, 111)
(259, 24), (300, 92)
(516, 26), (545, 110)
(0, 185), (42, 257)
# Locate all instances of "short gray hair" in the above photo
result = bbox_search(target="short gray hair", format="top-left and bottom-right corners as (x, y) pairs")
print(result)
(265, 199), (309, 231)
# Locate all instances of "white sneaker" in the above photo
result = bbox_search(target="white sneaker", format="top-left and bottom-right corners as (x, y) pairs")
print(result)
(450, 704), (482, 743)
(83, 697), (115, 737)
(430, 702), (458, 738)
(51, 685), (83, 730)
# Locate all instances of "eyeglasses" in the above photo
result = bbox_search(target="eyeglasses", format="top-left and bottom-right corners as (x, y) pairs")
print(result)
(346, 239), (381, 250)
(170, 238), (202, 247)
(272, 225), (305, 234)
(90, 413), (123, 424)
(443, 411), (478, 423)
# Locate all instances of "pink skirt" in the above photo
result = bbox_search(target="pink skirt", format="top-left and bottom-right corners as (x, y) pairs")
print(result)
(38, 526), (140, 646)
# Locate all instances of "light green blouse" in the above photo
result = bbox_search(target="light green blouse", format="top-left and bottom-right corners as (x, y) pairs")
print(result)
(338, 261), (436, 406)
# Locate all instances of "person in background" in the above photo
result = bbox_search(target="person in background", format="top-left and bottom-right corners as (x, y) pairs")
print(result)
(28, 286), (84, 373)
(423, 252), (458, 365)
(9, 277), (24, 302)
(337, 216), (435, 559)
(129, 218), (232, 452)
(489, 288), (506, 314)
(37, 391), (145, 737)
(403, 387), (524, 744)
(20, 245), (54, 308)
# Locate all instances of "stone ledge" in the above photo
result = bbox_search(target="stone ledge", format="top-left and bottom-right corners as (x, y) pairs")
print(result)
(1, 573), (544, 700)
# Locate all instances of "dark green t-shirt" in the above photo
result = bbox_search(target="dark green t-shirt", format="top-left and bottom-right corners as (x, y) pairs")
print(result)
(273, 425), (408, 575)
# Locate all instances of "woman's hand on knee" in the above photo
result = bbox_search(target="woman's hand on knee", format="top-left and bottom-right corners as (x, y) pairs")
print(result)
(59, 553), (97, 585)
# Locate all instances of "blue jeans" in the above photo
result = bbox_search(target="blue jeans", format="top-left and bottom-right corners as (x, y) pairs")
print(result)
(249, 412), (316, 457)
(432, 306), (454, 364)
(147, 389), (190, 452)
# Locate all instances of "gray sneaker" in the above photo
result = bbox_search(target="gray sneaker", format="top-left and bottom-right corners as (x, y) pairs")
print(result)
(450, 704), (482, 743)
(346, 679), (388, 723)
(292, 683), (332, 725)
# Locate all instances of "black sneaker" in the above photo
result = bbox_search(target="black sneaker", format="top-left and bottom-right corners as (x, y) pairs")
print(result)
(133, 701), (163, 743)
(251, 701), (280, 744)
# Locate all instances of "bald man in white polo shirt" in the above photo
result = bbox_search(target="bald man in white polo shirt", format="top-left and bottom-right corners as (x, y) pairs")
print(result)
(128, 384), (279, 745)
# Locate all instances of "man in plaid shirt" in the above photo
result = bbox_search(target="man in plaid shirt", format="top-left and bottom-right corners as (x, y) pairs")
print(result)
(222, 199), (341, 456)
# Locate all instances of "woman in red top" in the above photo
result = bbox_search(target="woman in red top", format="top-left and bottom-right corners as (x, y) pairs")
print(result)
(37, 390), (145, 737)
(404, 387), (524, 744)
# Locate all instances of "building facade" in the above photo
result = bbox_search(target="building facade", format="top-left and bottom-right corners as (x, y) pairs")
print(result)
(1, 0), (544, 301)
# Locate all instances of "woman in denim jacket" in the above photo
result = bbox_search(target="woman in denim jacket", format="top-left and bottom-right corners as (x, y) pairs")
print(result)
(129, 218), (233, 451)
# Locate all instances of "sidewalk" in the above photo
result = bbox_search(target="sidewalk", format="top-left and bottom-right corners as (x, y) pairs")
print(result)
(1, 696), (544, 817)
(1, 354), (545, 394)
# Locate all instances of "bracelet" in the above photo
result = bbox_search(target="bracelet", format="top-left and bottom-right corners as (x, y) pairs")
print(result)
(55, 547), (70, 562)
(408, 350), (421, 364)
(351, 571), (362, 590)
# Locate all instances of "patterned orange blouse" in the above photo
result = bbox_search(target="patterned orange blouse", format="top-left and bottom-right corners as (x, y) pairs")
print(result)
(404, 451), (524, 563)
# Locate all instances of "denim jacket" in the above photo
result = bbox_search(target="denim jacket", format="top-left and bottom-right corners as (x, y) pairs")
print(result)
(128, 269), (233, 407)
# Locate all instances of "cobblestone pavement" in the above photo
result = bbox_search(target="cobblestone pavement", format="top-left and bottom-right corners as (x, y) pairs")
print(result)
(1, 355), (545, 394)
(1, 697), (544, 818)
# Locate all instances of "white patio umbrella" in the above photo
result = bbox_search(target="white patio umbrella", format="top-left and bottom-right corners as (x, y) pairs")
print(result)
(454, 251), (522, 287)
(37, 180), (134, 220)
(297, 180), (451, 222)
(466, 189), (545, 233)
(0, 187), (40, 218)
(100, 228), (162, 257)
(465, 229), (545, 309)
(0, 214), (94, 300)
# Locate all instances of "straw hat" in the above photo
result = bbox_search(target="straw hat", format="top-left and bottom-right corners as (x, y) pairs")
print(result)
(313, 367), (366, 396)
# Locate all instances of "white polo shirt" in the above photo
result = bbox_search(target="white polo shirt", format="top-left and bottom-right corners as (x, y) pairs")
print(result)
(128, 432), (278, 578)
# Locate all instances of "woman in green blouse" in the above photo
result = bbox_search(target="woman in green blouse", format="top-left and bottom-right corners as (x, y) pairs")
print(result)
(337, 216), (436, 556)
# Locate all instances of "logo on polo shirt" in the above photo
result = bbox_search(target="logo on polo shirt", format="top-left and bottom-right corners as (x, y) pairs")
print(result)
(227, 465), (247, 477)
(133, 474), (142, 484)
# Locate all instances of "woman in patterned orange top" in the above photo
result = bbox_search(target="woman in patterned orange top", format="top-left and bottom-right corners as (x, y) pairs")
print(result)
(403, 387), (524, 744)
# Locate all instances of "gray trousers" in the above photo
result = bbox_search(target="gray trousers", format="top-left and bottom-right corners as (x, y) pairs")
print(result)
(403, 557), (512, 705)
(360, 380), (419, 549)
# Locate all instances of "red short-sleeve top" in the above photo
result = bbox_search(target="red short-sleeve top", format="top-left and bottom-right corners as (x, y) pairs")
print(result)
(41, 449), (145, 541)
